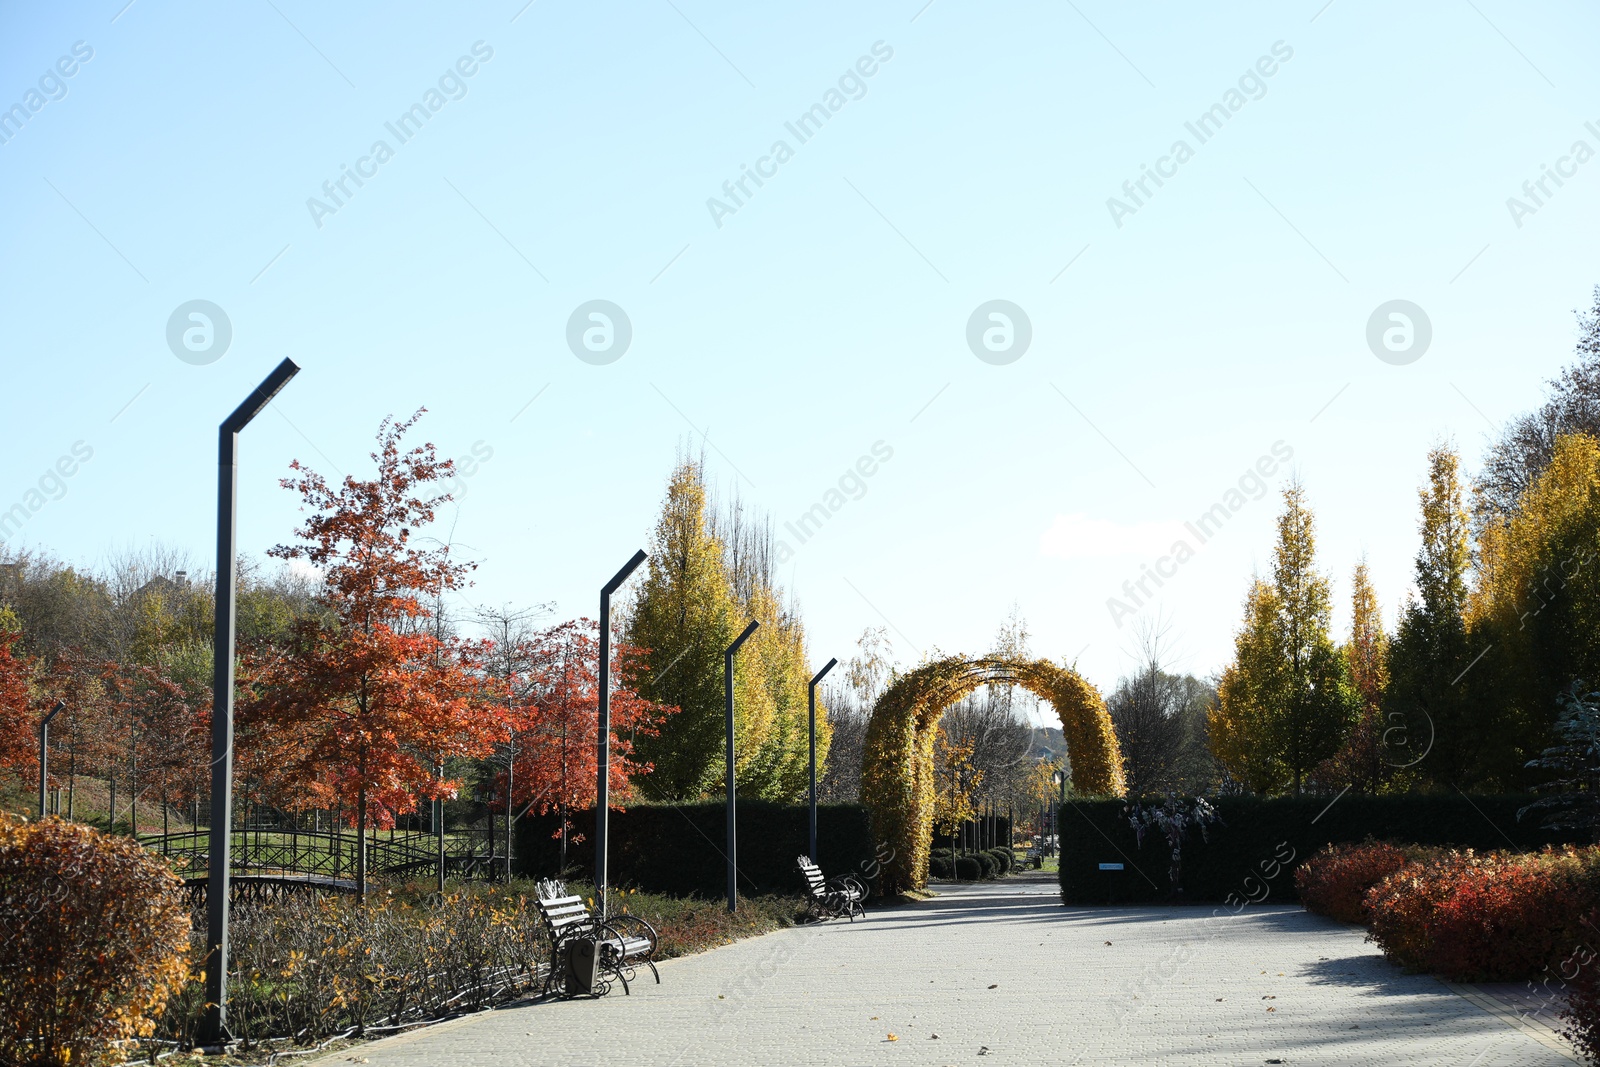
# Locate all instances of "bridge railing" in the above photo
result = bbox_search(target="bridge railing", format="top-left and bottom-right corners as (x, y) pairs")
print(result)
(139, 829), (443, 880)
(138, 827), (513, 883)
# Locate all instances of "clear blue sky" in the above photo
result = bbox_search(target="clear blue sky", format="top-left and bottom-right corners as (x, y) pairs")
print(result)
(2, 1), (1597, 698)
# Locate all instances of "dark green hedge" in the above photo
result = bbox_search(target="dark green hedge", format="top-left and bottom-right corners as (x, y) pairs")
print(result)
(928, 847), (1014, 881)
(514, 801), (877, 898)
(1059, 794), (1578, 905)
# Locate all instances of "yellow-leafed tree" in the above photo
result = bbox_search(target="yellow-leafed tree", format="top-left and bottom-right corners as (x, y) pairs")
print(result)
(1467, 433), (1600, 786)
(1211, 481), (1357, 793)
(625, 455), (822, 800)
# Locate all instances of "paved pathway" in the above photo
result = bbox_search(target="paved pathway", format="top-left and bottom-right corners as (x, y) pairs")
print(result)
(321, 873), (1577, 1066)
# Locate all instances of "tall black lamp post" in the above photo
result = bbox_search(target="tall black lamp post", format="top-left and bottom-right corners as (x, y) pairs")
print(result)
(200, 358), (300, 1046)
(595, 549), (647, 920)
(38, 700), (64, 817)
(724, 619), (759, 913)
(807, 657), (836, 862)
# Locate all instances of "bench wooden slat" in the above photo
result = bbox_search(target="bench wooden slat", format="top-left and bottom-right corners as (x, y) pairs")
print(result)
(542, 903), (589, 916)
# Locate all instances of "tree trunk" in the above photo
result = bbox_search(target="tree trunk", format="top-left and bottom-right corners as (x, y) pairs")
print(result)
(130, 720), (138, 836)
(357, 784), (368, 901)
(505, 753), (514, 883)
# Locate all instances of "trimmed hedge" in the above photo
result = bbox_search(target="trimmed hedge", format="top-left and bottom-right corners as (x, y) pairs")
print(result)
(514, 801), (876, 898)
(929, 849), (1020, 881)
(1059, 795), (1578, 904)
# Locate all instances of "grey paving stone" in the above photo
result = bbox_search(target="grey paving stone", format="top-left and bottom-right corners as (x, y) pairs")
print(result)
(316, 873), (1577, 1066)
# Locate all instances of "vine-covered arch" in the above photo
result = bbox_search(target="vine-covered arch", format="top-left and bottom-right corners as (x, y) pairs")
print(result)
(860, 656), (1125, 894)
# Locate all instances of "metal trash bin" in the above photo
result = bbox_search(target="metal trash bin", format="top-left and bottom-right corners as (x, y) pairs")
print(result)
(564, 936), (602, 996)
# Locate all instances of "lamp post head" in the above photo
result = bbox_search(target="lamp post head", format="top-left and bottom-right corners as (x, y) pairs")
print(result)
(1051, 769), (1065, 788)
(603, 549), (648, 596)
(727, 619), (759, 656)
(221, 358), (300, 433)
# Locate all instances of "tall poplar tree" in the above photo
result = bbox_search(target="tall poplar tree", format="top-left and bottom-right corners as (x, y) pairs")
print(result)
(1211, 480), (1356, 793)
(624, 457), (739, 798)
(625, 459), (821, 800)
(1319, 560), (1390, 792)
(1211, 580), (1288, 793)
(1386, 445), (1477, 786)
(712, 494), (821, 802)
(1270, 480), (1358, 792)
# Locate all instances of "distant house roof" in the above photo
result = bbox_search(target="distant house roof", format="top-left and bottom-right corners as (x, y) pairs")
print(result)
(133, 571), (190, 599)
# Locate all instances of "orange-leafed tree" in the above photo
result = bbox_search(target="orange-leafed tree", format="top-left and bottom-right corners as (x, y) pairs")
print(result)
(509, 619), (675, 871)
(33, 648), (104, 819)
(101, 660), (210, 833)
(0, 627), (36, 787)
(245, 411), (500, 897)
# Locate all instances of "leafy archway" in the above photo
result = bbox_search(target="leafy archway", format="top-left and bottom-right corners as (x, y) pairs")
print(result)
(861, 656), (1125, 894)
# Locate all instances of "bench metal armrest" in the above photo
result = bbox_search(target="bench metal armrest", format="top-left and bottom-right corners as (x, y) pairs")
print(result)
(602, 912), (659, 954)
(828, 874), (866, 899)
(545, 915), (604, 948)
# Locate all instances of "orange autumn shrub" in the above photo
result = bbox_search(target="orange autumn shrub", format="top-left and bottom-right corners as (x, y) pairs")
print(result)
(1364, 846), (1600, 982)
(1295, 841), (1416, 923)
(0, 815), (191, 1066)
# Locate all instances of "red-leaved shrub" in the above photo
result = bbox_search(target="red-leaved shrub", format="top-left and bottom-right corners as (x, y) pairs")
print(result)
(1364, 846), (1600, 982)
(1559, 911), (1600, 1062)
(0, 814), (191, 1065)
(1295, 841), (1415, 924)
